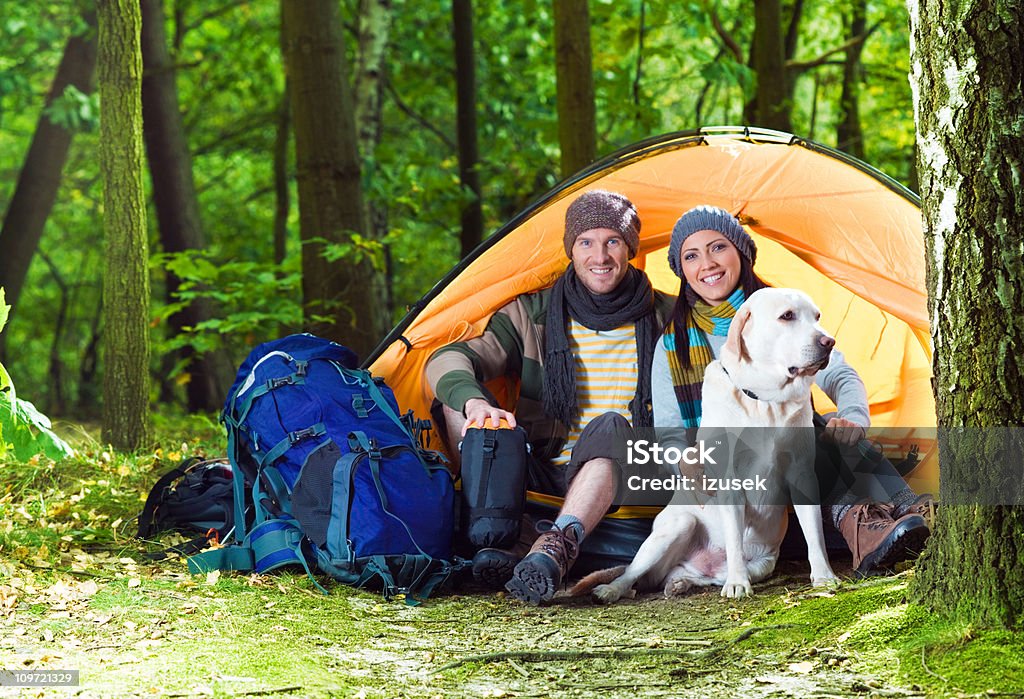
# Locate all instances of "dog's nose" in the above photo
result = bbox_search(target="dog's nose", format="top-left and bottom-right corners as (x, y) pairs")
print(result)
(819, 335), (836, 350)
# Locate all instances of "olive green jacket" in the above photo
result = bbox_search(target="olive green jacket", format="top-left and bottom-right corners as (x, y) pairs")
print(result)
(425, 285), (674, 461)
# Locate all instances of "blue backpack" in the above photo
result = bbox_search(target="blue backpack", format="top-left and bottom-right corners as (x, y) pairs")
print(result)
(189, 334), (460, 602)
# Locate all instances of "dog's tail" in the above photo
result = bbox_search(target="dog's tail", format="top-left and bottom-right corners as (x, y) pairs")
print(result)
(568, 566), (627, 596)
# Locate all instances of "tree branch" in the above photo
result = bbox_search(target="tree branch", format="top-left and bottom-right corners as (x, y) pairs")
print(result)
(385, 79), (456, 151)
(786, 22), (880, 75)
(784, 0), (805, 61)
(706, 2), (743, 62)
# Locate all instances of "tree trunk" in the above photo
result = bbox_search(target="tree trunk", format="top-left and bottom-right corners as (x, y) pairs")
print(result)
(354, 0), (394, 316)
(272, 80), (291, 266)
(99, 0), (151, 450)
(453, 0), (483, 260)
(553, 0), (596, 177)
(140, 0), (229, 413)
(273, 2), (291, 266)
(909, 0), (1024, 627)
(0, 13), (97, 361)
(282, 0), (386, 361)
(751, 0), (791, 132)
(355, 0), (392, 157)
(836, 0), (866, 158)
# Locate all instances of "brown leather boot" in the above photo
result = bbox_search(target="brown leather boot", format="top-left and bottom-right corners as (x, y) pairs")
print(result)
(839, 502), (930, 576)
(505, 520), (581, 604)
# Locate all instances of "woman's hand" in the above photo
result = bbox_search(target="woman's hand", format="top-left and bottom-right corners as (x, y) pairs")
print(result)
(462, 398), (517, 434)
(822, 416), (866, 447)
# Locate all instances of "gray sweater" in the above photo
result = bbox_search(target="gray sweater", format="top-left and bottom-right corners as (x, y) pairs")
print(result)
(651, 332), (871, 429)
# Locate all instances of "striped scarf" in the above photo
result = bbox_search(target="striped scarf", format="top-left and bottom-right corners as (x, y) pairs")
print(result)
(663, 286), (746, 428)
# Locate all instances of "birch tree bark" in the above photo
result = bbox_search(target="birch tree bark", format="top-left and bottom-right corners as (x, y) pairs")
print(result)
(355, 0), (394, 315)
(909, 0), (1024, 627)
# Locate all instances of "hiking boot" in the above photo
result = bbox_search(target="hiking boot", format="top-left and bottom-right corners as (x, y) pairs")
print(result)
(839, 502), (930, 576)
(505, 520), (580, 605)
(901, 494), (937, 528)
(471, 548), (519, 590)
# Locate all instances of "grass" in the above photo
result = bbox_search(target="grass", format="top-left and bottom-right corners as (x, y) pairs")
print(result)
(1, 415), (1022, 698)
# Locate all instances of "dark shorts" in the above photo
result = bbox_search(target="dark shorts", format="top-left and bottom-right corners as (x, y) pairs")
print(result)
(527, 411), (635, 501)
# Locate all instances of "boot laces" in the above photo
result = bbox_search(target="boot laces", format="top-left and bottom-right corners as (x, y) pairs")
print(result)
(855, 502), (895, 530)
(534, 519), (580, 573)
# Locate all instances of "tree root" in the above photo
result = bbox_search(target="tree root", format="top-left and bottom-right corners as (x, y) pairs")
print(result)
(431, 646), (703, 673)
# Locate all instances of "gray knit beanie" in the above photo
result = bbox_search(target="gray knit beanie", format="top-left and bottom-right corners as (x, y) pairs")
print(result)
(668, 205), (756, 278)
(563, 190), (641, 259)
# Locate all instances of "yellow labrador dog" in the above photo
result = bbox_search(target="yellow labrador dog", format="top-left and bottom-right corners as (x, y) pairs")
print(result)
(577, 288), (840, 602)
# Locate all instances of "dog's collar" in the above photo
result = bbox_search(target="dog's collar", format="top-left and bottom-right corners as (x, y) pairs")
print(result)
(721, 365), (762, 401)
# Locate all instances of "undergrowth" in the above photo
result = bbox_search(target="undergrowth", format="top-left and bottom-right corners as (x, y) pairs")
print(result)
(1, 416), (1022, 698)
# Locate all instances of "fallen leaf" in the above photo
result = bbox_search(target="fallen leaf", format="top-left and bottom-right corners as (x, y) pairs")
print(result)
(788, 661), (814, 674)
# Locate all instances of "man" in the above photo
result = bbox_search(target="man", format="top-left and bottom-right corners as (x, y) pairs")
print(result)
(426, 190), (673, 604)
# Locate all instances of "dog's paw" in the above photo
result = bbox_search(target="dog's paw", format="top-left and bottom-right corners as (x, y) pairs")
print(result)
(592, 583), (626, 604)
(662, 575), (692, 598)
(720, 580), (753, 598)
(811, 573), (840, 589)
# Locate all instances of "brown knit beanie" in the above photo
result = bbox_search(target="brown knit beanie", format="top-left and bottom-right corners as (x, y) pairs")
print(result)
(563, 190), (641, 259)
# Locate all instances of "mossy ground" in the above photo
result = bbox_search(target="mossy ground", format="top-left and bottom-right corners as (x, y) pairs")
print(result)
(1, 417), (1021, 698)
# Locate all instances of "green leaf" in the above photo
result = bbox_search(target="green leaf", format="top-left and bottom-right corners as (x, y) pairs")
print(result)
(0, 287), (9, 334)
(0, 395), (75, 462)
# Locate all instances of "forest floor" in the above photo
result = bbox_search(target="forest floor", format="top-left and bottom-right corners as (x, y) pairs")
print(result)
(2, 416), (1023, 699)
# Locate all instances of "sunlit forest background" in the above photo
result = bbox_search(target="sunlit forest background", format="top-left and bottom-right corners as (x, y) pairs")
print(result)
(0, 0), (915, 421)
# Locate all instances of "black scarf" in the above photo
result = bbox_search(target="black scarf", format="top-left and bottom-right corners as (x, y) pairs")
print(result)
(543, 264), (657, 429)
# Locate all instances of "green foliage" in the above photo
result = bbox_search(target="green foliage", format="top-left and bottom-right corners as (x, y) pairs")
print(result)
(0, 0), (921, 418)
(0, 288), (75, 461)
(42, 84), (98, 132)
(152, 251), (303, 371)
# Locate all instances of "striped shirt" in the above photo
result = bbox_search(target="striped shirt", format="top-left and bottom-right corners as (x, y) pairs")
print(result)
(553, 319), (637, 466)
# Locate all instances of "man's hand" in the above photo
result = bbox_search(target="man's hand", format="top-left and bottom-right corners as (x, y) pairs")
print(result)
(821, 416), (866, 447)
(462, 398), (517, 435)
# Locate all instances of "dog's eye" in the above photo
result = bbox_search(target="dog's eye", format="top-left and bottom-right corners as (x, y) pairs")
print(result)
(779, 310), (795, 321)
(815, 312), (821, 321)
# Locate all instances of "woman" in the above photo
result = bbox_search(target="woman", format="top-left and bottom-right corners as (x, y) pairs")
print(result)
(652, 205), (931, 576)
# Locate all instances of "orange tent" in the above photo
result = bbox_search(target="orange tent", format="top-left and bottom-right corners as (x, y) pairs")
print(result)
(367, 127), (937, 497)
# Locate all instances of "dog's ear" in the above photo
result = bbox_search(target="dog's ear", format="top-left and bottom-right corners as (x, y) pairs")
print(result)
(724, 306), (752, 363)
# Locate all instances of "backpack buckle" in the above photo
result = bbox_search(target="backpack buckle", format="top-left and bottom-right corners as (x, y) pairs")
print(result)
(267, 376), (295, 390)
(294, 360), (308, 377)
(482, 432), (496, 454)
(288, 424), (325, 444)
(367, 436), (382, 463)
(352, 394), (373, 418)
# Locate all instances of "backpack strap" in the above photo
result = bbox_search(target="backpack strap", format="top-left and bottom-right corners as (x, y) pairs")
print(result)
(325, 442), (363, 565)
(187, 545), (254, 573)
(226, 425), (250, 541)
(186, 517), (329, 596)
(258, 422), (327, 469)
(232, 372), (306, 428)
(335, 366), (419, 449)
